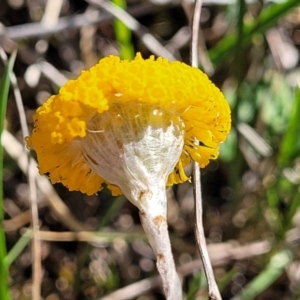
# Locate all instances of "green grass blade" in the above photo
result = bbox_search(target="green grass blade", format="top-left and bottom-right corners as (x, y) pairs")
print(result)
(0, 51), (17, 132)
(186, 271), (207, 300)
(4, 229), (31, 269)
(278, 88), (300, 167)
(209, 0), (300, 66)
(232, 250), (292, 300)
(112, 0), (134, 59)
(0, 50), (17, 300)
(233, 0), (246, 117)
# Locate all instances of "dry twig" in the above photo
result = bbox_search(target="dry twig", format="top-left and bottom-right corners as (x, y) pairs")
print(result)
(190, 1), (222, 299)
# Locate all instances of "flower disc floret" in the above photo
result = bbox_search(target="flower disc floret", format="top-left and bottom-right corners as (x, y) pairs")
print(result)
(26, 53), (231, 195)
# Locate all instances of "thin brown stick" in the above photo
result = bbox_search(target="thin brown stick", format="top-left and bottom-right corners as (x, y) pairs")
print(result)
(3, 211), (31, 232)
(193, 171), (221, 300)
(190, 1), (222, 299)
(28, 158), (41, 300)
(23, 230), (146, 243)
(190, 0), (202, 68)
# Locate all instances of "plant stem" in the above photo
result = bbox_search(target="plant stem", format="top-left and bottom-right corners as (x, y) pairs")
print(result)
(138, 186), (181, 300)
(139, 210), (181, 299)
(190, 1), (221, 299)
(193, 166), (222, 300)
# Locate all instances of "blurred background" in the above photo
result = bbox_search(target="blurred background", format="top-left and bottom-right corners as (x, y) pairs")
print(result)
(1, 0), (300, 299)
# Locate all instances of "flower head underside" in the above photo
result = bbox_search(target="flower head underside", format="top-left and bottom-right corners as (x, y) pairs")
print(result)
(26, 53), (231, 196)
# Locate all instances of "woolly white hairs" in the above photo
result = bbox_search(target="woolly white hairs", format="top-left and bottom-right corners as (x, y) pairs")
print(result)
(81, 103), (185, 211)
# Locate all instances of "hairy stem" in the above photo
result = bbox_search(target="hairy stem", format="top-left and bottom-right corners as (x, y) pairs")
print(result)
(139, 191), (181, 300)
(138, 185), (182, 300)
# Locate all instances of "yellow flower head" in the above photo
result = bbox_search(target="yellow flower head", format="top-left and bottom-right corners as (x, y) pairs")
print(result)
(26, 53), (231, 198)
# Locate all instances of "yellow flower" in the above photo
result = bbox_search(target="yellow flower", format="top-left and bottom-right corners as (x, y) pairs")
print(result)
(26, 53), (231, 198)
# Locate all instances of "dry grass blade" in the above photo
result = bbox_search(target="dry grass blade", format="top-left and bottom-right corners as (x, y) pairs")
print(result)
(28, 158), (41, 300)
(2, 211), (31, 232)
(2, 49), (42, 299)
(0, 46), (42, 299)
(2, 130), (89, 231)
(0, 3), (159, 40)
(85, 0), (177, 60)
(41, 0), (63, 27)
(101, 240), (271, 300)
